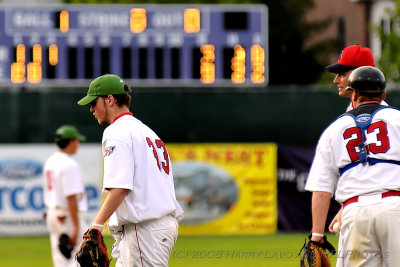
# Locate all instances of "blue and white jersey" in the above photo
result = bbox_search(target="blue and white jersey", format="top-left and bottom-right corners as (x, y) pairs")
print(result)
(305, 105), (400, 203)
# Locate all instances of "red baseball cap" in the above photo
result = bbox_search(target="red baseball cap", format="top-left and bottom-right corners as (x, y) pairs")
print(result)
(325, 45), (375, 74)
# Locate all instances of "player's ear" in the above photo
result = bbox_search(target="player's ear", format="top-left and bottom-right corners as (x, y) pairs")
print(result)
(351, 90), (357, 104)
(106, 94), (113, 105)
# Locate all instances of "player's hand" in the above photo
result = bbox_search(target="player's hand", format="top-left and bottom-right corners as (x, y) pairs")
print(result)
(310, 234), (324, 243)
(328, 207), (342, 235)
(76, 228), (110, 267)
(91, 225), (104, 233)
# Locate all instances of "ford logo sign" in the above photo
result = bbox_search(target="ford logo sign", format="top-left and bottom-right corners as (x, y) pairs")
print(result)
(0, 158), (43, 179)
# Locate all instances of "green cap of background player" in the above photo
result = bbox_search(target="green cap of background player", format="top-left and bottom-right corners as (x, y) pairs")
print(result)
(77, 74), (127, 106)
(55, 125), (86, 142)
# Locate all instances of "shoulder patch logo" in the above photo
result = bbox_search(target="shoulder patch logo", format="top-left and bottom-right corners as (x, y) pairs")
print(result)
(104, 146), (116, 157)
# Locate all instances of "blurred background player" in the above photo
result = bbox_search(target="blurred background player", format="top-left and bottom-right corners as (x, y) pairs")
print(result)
(306, 66), (400, 266)
(77, 74), (184, 266)
(43, 125), (88, 267)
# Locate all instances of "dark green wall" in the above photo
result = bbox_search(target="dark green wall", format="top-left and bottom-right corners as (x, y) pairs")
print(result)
(2, 87), (398, 145)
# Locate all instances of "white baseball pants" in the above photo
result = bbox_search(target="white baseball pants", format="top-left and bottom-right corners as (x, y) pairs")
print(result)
(46, 208), (87, 267)
(339, 195), (400, 267)
(111, 214), (179, 267)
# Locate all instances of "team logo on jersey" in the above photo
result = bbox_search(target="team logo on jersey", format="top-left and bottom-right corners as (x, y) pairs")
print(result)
(104, 146), (116, 157)
(355, 113), (372, 130)
(356, 114), (371, 123)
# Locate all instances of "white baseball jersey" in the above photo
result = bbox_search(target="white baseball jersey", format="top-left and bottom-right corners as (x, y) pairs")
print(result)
(101, 113), (184, 226)
(43, 151), (87, 211)
(305, 104), (400, 203)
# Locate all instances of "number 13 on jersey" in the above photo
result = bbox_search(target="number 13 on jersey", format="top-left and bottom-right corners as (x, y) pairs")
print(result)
(146, 137), (170, 175)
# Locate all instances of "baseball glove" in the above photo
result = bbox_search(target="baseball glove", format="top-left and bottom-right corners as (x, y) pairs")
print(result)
(75, 228), (110, 267)
(298, 234), (336, 267)
(58, 233), (74, 259)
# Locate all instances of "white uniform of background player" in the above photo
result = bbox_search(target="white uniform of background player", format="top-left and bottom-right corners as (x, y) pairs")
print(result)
(77, 74), (184, 267)
(43, 125), (88, 267)
(306, 67), (400, 266)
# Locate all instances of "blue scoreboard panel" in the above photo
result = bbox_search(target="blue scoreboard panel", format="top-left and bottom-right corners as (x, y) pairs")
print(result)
(0, 4), (268, 87)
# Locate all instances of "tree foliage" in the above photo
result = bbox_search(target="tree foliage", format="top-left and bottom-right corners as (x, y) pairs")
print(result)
(63, 0), (335, 85)
(262, 0), (337, 85)
(374, 1), (400, 83)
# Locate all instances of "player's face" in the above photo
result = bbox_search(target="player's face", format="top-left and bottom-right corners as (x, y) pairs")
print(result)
(90, 97), (110, 125)
(333, 70), (353, 98)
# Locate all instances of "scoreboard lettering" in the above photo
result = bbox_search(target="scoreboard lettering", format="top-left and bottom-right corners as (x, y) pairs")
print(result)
(0, 4), (268, 87)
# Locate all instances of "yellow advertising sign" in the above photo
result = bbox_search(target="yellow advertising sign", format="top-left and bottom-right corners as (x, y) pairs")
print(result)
(168, 143), (277, 235)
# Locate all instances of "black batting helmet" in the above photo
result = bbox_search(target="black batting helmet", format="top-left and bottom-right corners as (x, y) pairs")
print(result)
(347, 66), (385, 92)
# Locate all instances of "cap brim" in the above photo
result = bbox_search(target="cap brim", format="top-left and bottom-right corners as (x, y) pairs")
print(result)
(77, 95), (97, 106)
(325, 63), (356, 74)
(78, 134), (86, 142)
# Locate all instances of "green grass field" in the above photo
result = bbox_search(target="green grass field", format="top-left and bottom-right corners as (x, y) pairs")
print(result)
(0, 233), (338, 266)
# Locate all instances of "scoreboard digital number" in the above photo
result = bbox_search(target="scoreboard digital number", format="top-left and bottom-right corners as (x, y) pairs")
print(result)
(0, 4), (268, 87)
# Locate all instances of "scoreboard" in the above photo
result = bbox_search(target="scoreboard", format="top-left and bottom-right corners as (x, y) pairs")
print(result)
(0, 4), (268, 87)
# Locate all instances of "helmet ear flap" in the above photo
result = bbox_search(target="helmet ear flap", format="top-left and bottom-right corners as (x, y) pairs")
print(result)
(348, 66), (386, 93)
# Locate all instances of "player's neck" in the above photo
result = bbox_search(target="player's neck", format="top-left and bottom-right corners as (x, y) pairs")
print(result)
(60, 147), (75, 156)
(111, 108), (132, 123)
(355, 100), (381, 108)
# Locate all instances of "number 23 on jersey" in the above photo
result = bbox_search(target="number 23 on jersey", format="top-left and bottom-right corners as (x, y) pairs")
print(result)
(344, 120), (390, 161)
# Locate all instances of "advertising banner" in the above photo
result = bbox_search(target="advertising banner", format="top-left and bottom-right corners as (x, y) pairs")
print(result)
(0, 143), (277, 236)
(0, 144), (103, 236)
(277, 145), (341, 231)
(169, 143), (277, 235)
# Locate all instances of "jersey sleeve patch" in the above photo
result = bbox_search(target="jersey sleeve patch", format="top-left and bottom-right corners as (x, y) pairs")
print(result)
(104, 146), (116, 157)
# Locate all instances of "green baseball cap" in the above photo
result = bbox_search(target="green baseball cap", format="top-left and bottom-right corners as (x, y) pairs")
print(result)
(55, 125), (86, 141)
(77, 74), (126, 106)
